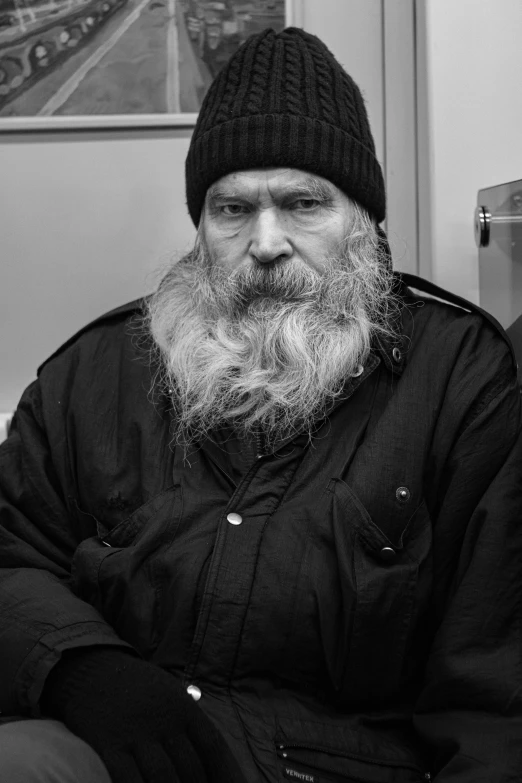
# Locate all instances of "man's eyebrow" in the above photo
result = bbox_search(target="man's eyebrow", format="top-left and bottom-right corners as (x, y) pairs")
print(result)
(205, 176), (336, 203)
(282, 177), (336, 200)
(206, 185), (243, 202)
(290, 176), (335, 198)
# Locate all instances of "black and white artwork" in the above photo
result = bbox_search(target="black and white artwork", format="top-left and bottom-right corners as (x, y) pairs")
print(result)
(0, 0), (299, 128)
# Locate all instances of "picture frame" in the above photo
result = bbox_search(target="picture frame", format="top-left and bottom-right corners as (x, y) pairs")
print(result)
(0, 0), (303, 131)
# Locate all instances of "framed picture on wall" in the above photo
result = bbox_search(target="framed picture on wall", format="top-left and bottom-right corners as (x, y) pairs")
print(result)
(0, 0), (303, 130)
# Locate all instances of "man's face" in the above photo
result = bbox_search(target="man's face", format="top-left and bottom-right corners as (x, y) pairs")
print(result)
(146, 167), (397, 455)
(201, 168), (354, 279)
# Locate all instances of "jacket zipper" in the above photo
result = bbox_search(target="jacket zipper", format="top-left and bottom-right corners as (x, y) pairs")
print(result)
(277, 743), (430, 780)
(255, 426), (265, 459)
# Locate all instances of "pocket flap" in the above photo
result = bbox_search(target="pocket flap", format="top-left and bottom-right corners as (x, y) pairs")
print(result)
(97, 485), (180, 547)
(276, 743), (425, 783)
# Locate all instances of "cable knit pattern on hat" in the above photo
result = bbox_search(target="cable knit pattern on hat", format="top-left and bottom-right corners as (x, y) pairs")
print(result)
(185, 27), (386, 226)
(284, 41), (304, 115)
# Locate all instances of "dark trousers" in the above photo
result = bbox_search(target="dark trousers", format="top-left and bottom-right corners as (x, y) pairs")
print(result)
(0, 719), (111, 783)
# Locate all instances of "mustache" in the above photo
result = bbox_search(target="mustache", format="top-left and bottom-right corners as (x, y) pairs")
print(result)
(191, 232), (397, 336)
(208, 257), (324, 308)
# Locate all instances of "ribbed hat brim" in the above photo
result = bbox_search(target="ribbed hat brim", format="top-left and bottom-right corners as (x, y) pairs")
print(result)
(186, 114), (385, 226)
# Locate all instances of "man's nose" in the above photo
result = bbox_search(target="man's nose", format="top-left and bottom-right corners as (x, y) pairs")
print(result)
(248, 209), (293, 264)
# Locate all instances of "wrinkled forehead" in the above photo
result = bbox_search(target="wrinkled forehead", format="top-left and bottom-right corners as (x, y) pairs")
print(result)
(205, 168), (345, 204)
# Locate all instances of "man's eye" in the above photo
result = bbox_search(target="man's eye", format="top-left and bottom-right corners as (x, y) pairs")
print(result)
(293, 199), (321, 210)
(221, 204), (248, 216)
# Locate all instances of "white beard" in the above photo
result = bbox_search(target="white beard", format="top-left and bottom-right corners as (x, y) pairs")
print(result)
(145, 204), (400, 456)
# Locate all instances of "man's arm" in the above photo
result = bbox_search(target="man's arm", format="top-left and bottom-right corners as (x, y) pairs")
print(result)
(0, 371), (249, 783)
(0, 377), (133, 717)
(414, 372), (522, 780)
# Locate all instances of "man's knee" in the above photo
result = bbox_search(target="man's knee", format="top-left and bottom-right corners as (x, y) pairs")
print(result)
(0, 719), (111, 783)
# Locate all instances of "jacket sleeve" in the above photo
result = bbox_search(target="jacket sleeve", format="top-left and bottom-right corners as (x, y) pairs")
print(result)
(413, 335), (522, 781)
(0, 376), (134, 719)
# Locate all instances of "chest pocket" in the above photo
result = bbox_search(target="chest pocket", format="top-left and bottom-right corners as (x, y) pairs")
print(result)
(283, 478), (432, 705)
(331, 479), (432, 703)
(71, 485), (182, 655)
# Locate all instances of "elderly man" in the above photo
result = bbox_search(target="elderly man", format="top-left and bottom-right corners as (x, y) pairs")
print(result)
(1, 26), (521, 783)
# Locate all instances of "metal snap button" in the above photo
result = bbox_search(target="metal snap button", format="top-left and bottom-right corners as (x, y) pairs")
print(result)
(227, 512), (243, 525)
(379, 546), (396, 562)
(392, 347), (402, 362)
(187, 685), (202, 701)
(396, 486), (410, 503)
(351, 364), (364, 377)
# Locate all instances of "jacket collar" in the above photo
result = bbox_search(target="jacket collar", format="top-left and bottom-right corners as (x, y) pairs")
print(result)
(373, 333), (407, 377)
(370, 272), (412, 377)
(203, 351), (383, 463)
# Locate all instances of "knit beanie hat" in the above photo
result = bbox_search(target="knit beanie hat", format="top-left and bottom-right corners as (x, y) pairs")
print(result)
(185, 26), (385, 227)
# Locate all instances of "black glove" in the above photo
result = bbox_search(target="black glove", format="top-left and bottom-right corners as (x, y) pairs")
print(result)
(41, 646), (248, 783)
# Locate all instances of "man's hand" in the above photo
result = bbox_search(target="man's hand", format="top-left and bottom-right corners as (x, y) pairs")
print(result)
(41, 647), (248, 783)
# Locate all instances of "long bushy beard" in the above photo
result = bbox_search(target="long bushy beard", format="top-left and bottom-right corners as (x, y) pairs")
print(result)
(145, 205), (400, 456)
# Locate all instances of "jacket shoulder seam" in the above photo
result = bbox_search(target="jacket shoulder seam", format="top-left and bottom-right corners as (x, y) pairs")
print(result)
(398, 272), (518, 373)
(36, 298), (145, 376)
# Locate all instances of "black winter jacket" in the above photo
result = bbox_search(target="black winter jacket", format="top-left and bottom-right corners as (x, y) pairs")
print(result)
(0, 273), (521, 782)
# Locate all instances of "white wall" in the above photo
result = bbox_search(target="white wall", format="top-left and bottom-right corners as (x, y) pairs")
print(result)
(303, 0), (384, 164)
(1, 0), (390, 412)
(418, 0), (522, 303)
(0, 128), (195, 410)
